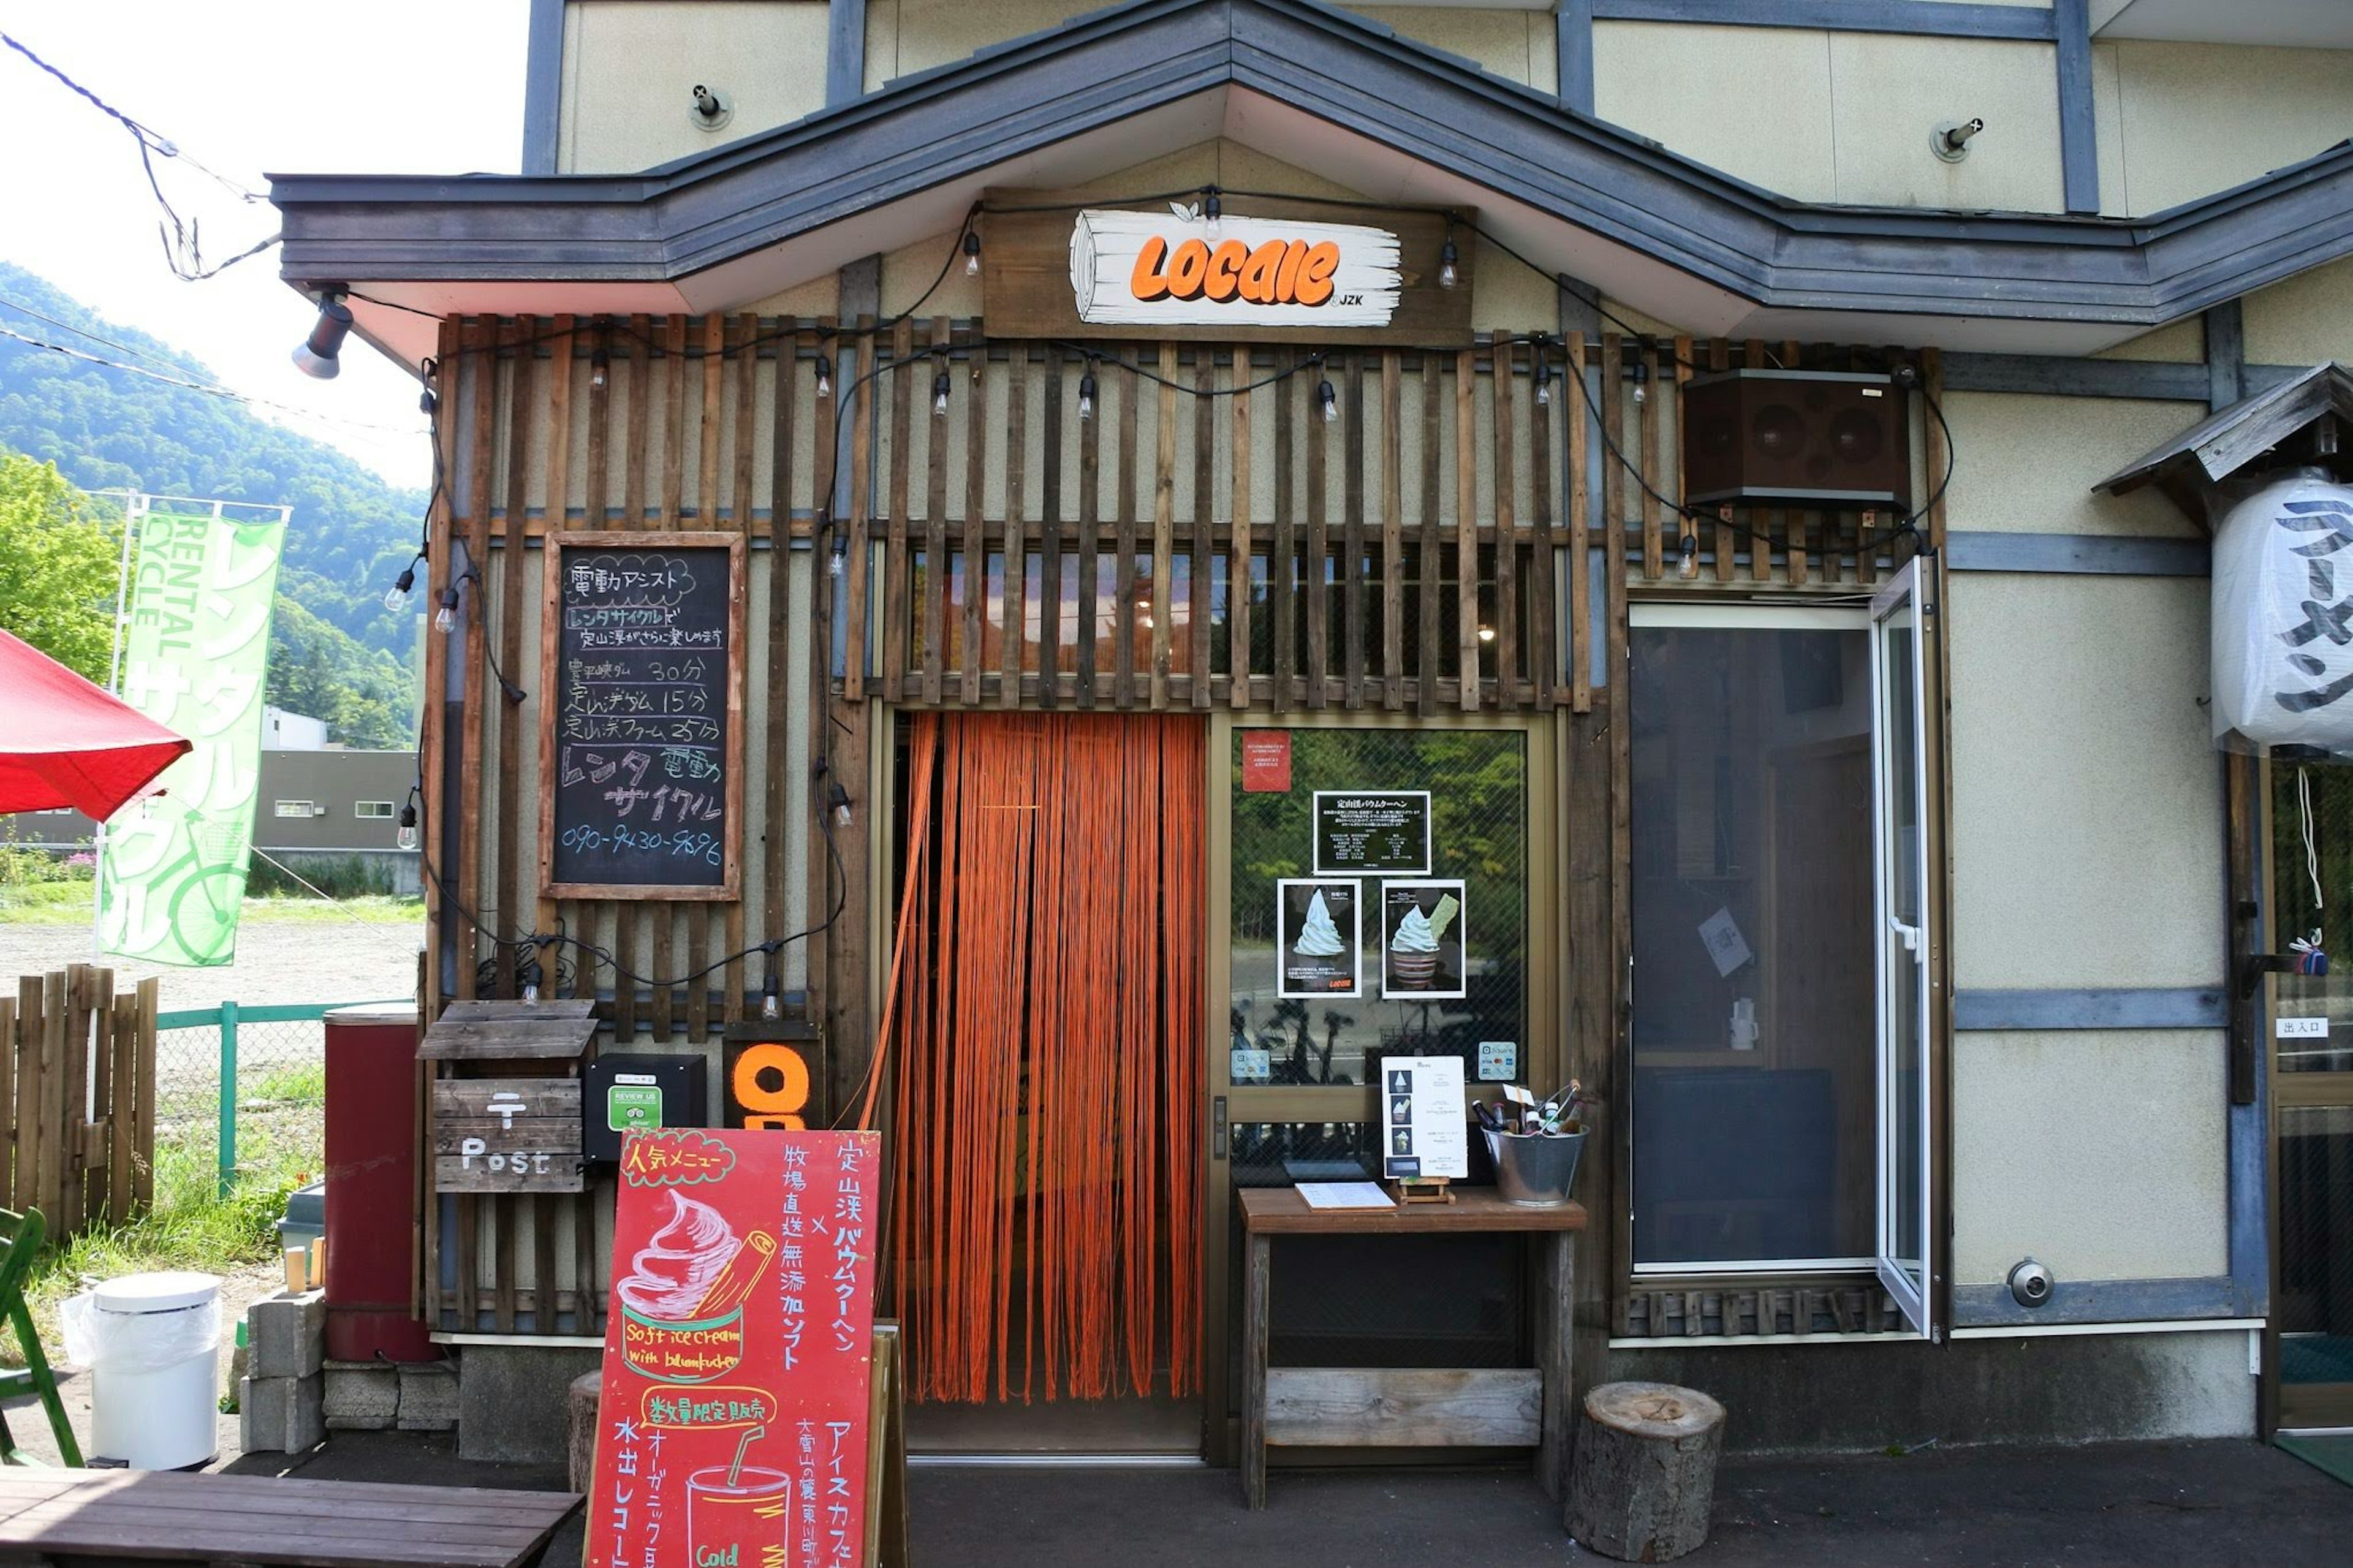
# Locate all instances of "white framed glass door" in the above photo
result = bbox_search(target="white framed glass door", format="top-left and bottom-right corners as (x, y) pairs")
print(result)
(1870, 560), (1934, 1336)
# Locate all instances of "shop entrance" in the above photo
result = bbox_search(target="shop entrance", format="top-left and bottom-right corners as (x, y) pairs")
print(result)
(885, 711), (1207, 1453)
(1202, 713), (1556, 1463)
(2270, 760), (2353, 1431)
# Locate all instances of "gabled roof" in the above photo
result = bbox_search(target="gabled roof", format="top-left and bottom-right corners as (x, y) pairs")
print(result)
(269, 0), (2353, 367)
(2097, 362), (2353, 521)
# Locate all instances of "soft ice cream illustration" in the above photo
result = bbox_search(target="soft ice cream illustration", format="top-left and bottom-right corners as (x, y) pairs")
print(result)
(1294, 890), (1346, 958)
(1391, 905), (1440, 955)
(619, 1190), (740, 1320)
(1389, 890), (1458, 991)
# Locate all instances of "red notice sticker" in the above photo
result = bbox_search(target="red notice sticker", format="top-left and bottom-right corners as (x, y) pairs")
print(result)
(1240, 732), (1292, 793)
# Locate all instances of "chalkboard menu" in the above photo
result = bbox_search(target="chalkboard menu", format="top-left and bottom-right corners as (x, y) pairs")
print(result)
(539, 532), (746, 898)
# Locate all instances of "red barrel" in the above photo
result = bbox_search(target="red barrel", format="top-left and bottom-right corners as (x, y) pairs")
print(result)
(323, 1003), (437, 1362)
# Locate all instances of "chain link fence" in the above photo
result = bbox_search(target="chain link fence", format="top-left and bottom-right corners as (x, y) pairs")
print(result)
(151, 1002), (395, 1209)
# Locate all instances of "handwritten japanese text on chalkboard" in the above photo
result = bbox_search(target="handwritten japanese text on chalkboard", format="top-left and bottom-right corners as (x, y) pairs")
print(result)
(547, 540), (741, 894)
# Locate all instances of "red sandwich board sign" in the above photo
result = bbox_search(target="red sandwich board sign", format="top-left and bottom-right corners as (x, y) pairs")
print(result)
(588, 1127), (881, 1568)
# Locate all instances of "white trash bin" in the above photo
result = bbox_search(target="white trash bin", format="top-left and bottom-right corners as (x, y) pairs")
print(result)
(83, 1271), (222, 1469)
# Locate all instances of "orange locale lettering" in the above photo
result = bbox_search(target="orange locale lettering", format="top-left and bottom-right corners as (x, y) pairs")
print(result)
(1129, 236), (1343, 307)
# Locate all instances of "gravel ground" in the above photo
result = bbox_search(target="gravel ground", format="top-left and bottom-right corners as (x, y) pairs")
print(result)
(3, 911), (422, 1015)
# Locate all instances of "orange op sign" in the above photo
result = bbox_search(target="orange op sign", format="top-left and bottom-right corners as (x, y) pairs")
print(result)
(589, 1128), (881, 1568)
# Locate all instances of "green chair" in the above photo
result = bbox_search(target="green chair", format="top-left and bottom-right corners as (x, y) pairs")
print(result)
(0, 1206), (81, 1466)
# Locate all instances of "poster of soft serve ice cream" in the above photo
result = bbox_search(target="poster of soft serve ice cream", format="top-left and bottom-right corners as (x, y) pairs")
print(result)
(1381, 881), (1466, 1000)
(1277, 879), (1360, 998)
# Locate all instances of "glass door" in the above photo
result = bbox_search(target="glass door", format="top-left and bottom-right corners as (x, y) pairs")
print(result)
(1201, 713), (1556, 1461)
(1871, 562), (1933, 1336)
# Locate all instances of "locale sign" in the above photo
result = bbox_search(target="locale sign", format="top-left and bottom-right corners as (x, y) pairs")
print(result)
(539, 532), (746, 900)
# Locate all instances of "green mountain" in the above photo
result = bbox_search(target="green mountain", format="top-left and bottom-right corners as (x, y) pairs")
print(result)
(0, 262), (422, 748)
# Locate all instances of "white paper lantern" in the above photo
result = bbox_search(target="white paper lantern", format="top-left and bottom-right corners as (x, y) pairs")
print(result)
(2213, 471), (2353, 751)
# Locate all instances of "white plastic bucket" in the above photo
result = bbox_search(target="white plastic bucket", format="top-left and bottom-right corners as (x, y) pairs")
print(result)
(86, 1271), (221, 1469)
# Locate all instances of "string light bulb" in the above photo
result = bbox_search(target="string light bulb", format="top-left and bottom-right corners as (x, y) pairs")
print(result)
(1438, 235), (1459, 290)
(828, 779), (854, 828)
(383, 556), (420, 612)
(396, 802), (419, 852)
(933, 369), (951, 417)
(815, 354), (833, 399)
(434, 584), (460, 634)
(1631, 360), (1650, 406)
(1534, 360), (1552, 407)
(1317, 378), (1338, 424)
(1203, 189), (1223, 237)
(1078, 365), (1099, 422)
(963, 229), (982, 277)
(1678, 527), (1700, 580)
(761, 980), (782, 1021)
(589, 347), (609, 391)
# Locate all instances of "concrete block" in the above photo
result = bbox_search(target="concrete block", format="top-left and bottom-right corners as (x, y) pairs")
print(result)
(240, 1373), (324, 1453)
(457, 1344), (601, 1464)
(398, 1362), (461, 1432)
(246, 1289), (326, 1380)
(323, 1358), (400, 1431)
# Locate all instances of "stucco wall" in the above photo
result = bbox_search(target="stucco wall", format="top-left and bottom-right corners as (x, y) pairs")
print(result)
(1940, 393), (2202, 539)
(2243, 255), (2353, 369)
(559, 0), (830, 173)
(2095, 40), (2353, 218)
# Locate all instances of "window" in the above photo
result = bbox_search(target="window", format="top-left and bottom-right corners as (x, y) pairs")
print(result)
(354, 801), (395, 819)
(273, 800), (315, 818)
(1629, 569), (1933, 1335)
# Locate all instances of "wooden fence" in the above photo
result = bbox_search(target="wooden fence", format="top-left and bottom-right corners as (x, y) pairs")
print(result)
(2, 968), (157, 1238)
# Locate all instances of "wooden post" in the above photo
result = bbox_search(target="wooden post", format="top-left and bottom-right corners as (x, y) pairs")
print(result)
(1241, 1230), (1271, 1509)
(1564, 1381), (1726, 1562)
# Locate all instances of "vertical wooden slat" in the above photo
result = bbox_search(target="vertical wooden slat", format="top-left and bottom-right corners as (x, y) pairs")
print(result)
(13, 976), (39, 1215)
(882, 318), (914, 704)
(1493, 337), (1519, 711)
(494, 320), (537, 1001)
(1271, 350), (1295, 714)
(802, 319), (839, 1072)
(134, 977), (156, 1211)
(1343, 351), (1366, 710)
(495, 1193), (518, 1333)
(1455, 348), (1479, 714)
(1077, 347), (1102, 709)
(1418, 353), (1442, 719)
(922, 317), (951, 708)
(1923, 347), (1951, 552)
(0, 994), (16, 1211)
(1783, 341), (1807, 585)
(1381, 351), (1404, 712)
(1113, 349), (1139, 709)
(1038, 345), (1064, 706)
(419, 317), (461, 1022)
(1153, 342), (1177, 710)
(725, 314), (757, 1025)
(457, 1191), (480, 1332)
(626, 315), (653, 526)
(764, 330), (797, 1005)
(651, 902), (675, 1043)
(684, 314), (726, 1040)
(1529, 335), (1556, 713)
(961, 330), (986, 706)
(1303, 355), (1328, 710)
(583, 317), (611, 527)
(1192, 346), (1215, 708)
(1600, 330), (1625, 593)
(662, 315), (689, 525)
(1567, 332), (1591, 715)
(574, 1190), (599, 1334)
(456, 319), (500, 1004)
(1637, 339), (1662, 580)
(539, 320), (577, 990)
(532, 1193), (558, 1332)
(1229, 354), (1252, 711)
(1001, 346), (1027, 706)
(844, 316), (876, 705)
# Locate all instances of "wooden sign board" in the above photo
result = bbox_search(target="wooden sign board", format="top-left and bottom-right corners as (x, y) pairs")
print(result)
(588, 1129), (882, 1568)
(433, 1078), (586, 1193)
(980, 189), (1474, 346)
(539, 532), (747, 901)
(721, 1025), (830, 1131)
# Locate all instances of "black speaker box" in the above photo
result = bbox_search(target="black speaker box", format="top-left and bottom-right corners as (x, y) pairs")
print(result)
(1681, 369), (1911, 509)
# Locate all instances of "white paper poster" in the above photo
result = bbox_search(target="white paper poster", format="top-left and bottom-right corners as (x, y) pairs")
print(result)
(1380, 879), (1466, 999)
(1277, 878), (1360, 998)
(1382, 1056), (1468, 1180)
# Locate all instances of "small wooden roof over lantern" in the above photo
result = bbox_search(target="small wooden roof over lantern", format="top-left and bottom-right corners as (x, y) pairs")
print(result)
(2096, 362), (2353, 529)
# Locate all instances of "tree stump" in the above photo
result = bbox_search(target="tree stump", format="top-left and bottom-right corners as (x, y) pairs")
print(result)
(566, 1369), (603, 1493)
(1564, 1381), (1725, 1563)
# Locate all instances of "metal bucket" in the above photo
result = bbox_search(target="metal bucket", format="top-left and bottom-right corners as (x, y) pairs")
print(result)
(1483, 1129), (1586, 1207)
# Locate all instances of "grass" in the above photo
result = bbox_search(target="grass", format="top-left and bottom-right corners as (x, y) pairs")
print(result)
(0, 889), (421, 928)
(0, 881), (96, 925)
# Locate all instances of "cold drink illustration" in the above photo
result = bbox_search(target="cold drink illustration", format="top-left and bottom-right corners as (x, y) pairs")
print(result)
(687, 1426), (789, 1568)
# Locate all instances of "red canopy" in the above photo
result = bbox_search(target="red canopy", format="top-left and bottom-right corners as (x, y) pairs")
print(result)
(0, 628), (191, 820)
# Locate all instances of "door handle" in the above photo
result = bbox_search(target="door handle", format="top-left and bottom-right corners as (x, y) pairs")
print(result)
(1213, 1096), (1228, 1161)
(1890, 917), (1922, 954)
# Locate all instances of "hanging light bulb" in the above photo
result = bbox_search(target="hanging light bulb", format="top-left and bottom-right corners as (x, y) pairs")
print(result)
(396, 803), (420, 852)
(761, 976), (782, 1021)
(419, 385), (438, 418)
(1534, 361), (1552, 407)
(383, 556), (419, 612)
(1631, 360), (1650, 406)
(522, 982), (540, 1005)
(963, 229), (983, 278)
(1678, 528), (1700, 580)
(933, 369), (952, 417)
(1477, 625), (1496, 643)
(828, 537), (846, 577)
(1203, 189), (1223, 238)
(589, 347), (610, 391)
(828, 780), (854, 828)
(434, 588), (459, 634)
(1078, 365), (1098, 423)
(1438, 235), (1459, 290)
(815, 354), (833, 400)
(1317, 378), (1338, 424)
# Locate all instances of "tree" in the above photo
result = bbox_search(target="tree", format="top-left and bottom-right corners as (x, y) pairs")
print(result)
(0, 447), (122, 683)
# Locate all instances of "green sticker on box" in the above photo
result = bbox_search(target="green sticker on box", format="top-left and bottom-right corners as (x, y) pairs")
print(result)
(607, 1082), (664, 1134)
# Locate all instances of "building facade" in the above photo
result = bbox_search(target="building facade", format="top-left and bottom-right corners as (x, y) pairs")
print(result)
(268, 0), (2353, 1457)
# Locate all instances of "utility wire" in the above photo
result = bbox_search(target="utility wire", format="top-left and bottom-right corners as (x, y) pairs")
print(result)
(0, 323), (428, 438)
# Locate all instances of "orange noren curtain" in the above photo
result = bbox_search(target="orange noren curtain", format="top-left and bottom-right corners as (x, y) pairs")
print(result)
(886, 713), (1203, 1404)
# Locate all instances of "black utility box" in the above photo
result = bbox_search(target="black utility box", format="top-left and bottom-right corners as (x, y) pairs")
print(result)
(582, 1053), (709, 1163)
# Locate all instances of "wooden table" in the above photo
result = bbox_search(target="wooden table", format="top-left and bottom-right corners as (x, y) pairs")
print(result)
(1237, 1187), (1586, 1509)
(0, 1468), (581, 1567)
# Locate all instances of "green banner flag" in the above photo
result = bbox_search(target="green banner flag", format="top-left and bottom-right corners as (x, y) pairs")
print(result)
(98, 509), (286, 966)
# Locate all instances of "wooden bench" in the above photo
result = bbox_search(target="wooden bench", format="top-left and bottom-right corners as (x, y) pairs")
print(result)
(0, 1469), (581, 1567)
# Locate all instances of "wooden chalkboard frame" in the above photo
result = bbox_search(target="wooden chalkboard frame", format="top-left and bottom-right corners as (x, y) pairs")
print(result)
(539, 530), (748, 901)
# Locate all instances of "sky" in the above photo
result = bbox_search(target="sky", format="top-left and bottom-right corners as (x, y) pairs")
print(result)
(0, 1), (529, 490)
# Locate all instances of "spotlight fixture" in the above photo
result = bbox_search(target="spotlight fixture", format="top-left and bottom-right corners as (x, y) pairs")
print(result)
(814, 354), (833, 399)
(933, 369), (951, 417)
(590, 347), (610, 391)
(292, 294), (354, 380)
(396, 802), (419, 852)
(1932, 117), (1985, 163)
(1438, 234), (1459, 290)
(1317, 378), (1338, 424)
(1677, 526), (1700, 581)
(963, 229), (983, 278)
(1078, 365), (1098, 422)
